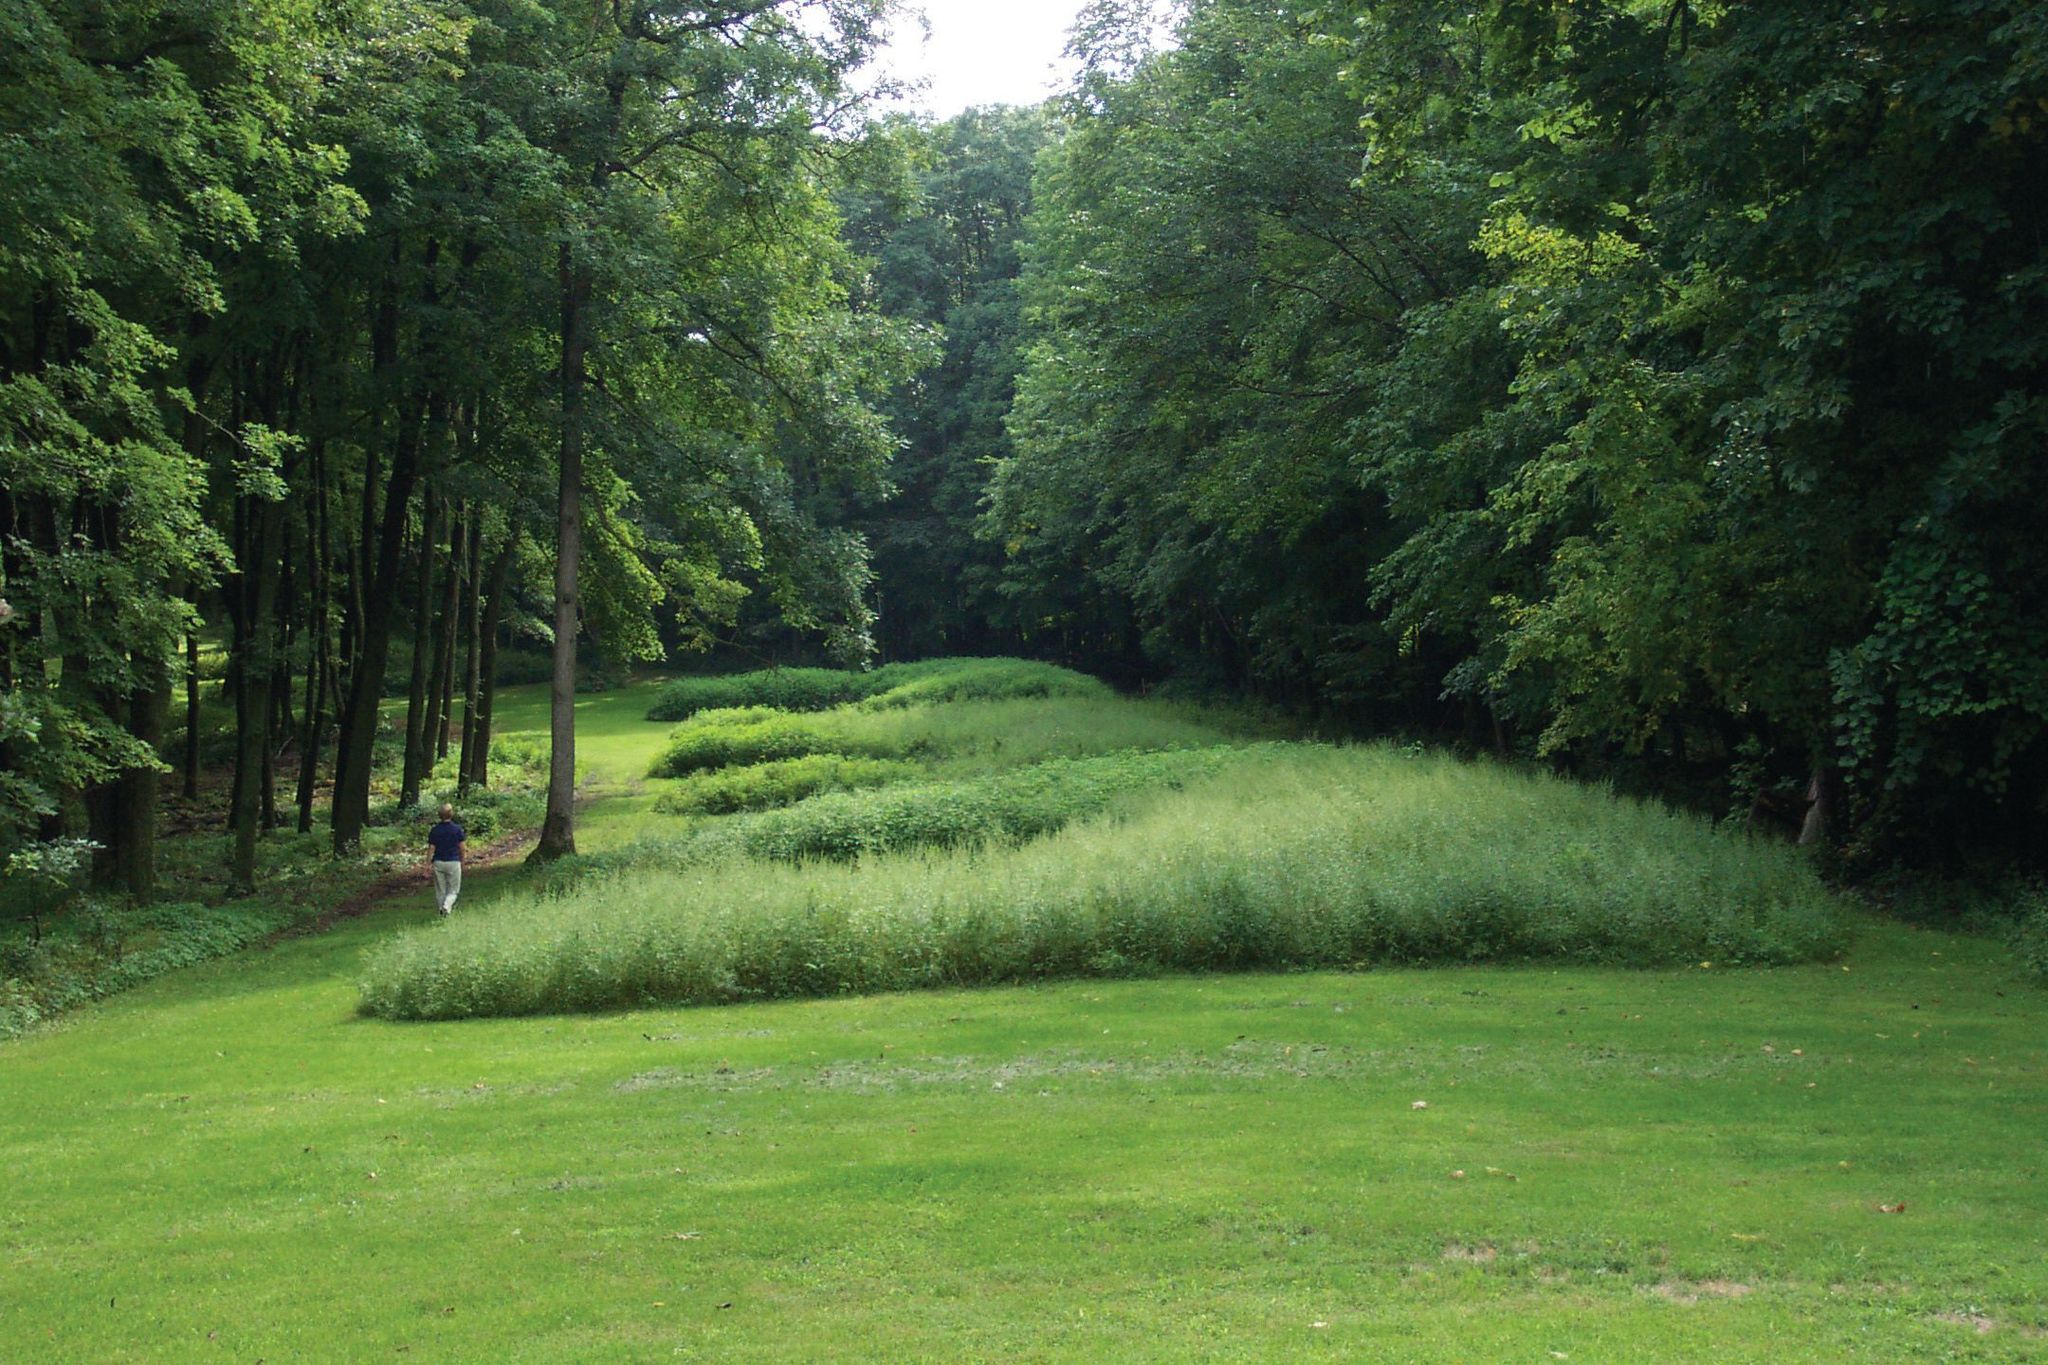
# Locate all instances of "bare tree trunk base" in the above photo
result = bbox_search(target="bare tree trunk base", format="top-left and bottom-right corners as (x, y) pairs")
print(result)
(527, 812), (576, 864)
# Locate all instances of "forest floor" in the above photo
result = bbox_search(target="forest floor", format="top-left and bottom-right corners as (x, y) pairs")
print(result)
(4, 682), (2045, 1361)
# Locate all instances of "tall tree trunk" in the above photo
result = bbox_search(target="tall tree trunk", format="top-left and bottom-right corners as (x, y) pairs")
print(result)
(465, 538), (514, 794)
(532, 248), (591, 863)
(183, 628), (201, 800)
(1799, 763), (1842, 848)
(399, 489), (441, 811)
(329, 251), (400, 835)
(427, 502), (464, 763)
(456, 519), (488, 793)
(230, 492), (285, 893)
(114, 664), (170, 899)
(330, 393), (427, 854)
(295, 440), (331, 833)
(261, 539), (293, 834)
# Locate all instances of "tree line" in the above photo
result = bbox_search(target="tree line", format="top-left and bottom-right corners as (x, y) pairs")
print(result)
(859, 0), (2048, 866)
(5, 0), (2044, 897)
(1, 0), (919, 895)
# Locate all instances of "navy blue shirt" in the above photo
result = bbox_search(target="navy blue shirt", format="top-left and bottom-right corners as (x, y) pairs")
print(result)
(428, 821), (466, 863)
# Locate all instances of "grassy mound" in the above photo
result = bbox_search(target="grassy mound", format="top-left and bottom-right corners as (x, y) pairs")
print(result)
(852, 659), (1114, 711)
(645, 746), (1266, 864)
(359, 746), (1846, 1020)
(651, 754), (921, 816)
(645, 658), (1106, 722)
(648, 695), (1236, 778)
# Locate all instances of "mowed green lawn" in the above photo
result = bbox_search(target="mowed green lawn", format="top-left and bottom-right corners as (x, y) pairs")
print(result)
(4, 684), (2045, 1361)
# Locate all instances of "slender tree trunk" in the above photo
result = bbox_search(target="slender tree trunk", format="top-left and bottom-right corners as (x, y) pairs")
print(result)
(261, 539), (293, 834)
(231, 493), (284, 893)
(466, 539), (513, 793)
(427, 502), (463, 763)
(399, 489), (441, 811)
(295, 441), (331, 833)
(456, 517), (486, 793)
(532, 248), (591, 863)
(182, 628), (202, 800)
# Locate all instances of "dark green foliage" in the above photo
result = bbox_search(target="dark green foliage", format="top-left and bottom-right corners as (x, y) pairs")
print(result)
(647, 668), (892, 721)
(841, 107), (1054, 660)
(981, 0), (2048, 862)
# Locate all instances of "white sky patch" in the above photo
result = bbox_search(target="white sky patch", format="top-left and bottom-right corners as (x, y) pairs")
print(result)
(867, 0), (1090, 117)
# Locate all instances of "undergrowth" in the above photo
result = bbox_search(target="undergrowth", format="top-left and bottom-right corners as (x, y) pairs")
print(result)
(2, 899), (301, 1037)
(360, 746), (1848, 1020)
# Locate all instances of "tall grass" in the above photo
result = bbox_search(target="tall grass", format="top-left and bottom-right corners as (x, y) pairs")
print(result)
(645, 658), (1106, 722)
(651, 754), (920, 816)
(360, 747), (1847, 1020)
(645, 746), (1269, 864)
(648, 695), (1241, 778)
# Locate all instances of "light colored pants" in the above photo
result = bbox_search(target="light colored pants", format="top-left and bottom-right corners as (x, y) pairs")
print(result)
(433, 860), (462, 913)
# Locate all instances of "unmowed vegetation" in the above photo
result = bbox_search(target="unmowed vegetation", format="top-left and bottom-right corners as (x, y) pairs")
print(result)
(362, 737), (1844, 1021)
(629, 746), (1265, 868)
(648, 692), (1237, 778)
(645, 657), (1110, 722)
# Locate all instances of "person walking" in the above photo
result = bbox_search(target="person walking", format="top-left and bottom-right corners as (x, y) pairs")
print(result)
(427, 803), (466, 915)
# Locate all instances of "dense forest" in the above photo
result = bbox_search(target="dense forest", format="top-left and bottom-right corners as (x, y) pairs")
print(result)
(3, 0), (2045, 916)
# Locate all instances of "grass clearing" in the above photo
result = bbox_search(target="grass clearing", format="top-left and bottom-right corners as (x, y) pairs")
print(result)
(6, 903), (2044, 1360)
(361, 747), (1845, 1021)
(7, 668), (2045, 1360)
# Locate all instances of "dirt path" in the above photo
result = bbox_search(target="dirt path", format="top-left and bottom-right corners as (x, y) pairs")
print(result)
(258, 830), (538, 947)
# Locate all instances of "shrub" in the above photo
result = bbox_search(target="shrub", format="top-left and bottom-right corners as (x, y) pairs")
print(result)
(360, 745), (1849, 1020)
(652, 755), (921, 816)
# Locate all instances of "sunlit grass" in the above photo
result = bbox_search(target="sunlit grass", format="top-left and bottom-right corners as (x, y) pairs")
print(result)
(361, 746), (1844, 1021)
(648, 694), (1250, 778)
(5, 672), (2044, 1360)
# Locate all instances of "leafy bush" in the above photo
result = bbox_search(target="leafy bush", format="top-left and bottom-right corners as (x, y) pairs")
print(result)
(360, 745), (1849, 1020)
(652, 755), (920, 816)
(492, 646), (556, 689)
(431, 785), (545, 843)
(644, 658), (1104, 722)
(648, 695), (1243, 778)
